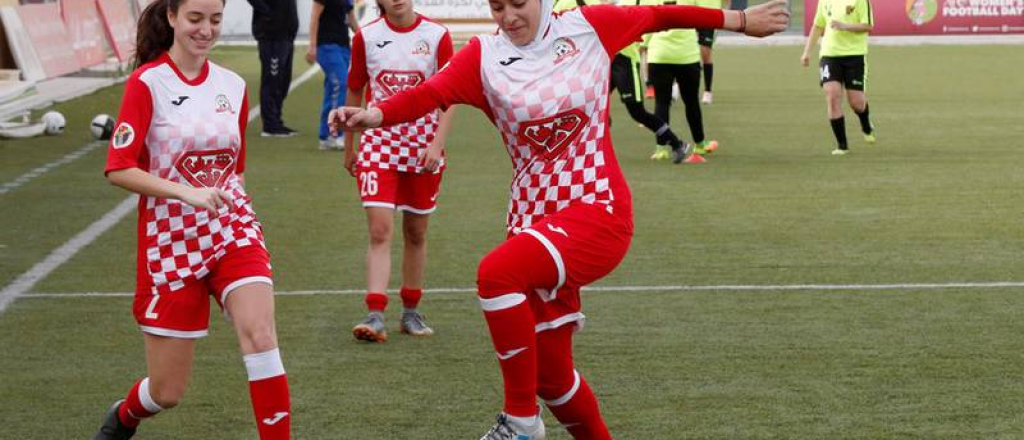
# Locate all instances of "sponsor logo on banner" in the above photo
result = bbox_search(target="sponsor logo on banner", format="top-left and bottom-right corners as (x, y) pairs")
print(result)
(907, 0), (939, 25)
(807, 0), (1024, 35)
(518, 109), (589, 159)
(175, 149), (236, 188)
(112, 123), (135, 149)
(376, 70), (425, 97)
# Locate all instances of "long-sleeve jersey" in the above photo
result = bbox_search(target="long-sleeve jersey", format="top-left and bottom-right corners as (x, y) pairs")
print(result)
(347, 15), (453, 173)
(105, 53), (265, 294)
(376, 5), (724, 233)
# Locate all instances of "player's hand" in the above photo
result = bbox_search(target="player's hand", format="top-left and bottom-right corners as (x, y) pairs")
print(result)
(830, 20), (848, 31)
(344, 151), (357, 177)
(800, 52), (810, 67)
(329, 107), (383, 135)
(305, 46), (317, 65)
(742, 0), (790, 37)
(418, 141), (444, 174)
(180, 187), (233, 212)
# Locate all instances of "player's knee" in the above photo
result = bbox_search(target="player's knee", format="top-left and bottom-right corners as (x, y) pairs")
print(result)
(367, 222), (393, 246)
(403, 223), (428, 248)
(239, 323), (278, 354)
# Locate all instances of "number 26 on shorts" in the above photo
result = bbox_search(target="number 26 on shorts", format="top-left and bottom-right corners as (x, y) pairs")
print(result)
(359, 171), (379, 197)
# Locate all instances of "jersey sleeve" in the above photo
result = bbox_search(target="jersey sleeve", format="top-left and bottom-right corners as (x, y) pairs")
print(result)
(858, 0), (873, 25)
(377, 37), (491, 126)
(814, 0), (826, 28)
(104, 73), (153, 175)
(237, 90), (249, 174)
(580, 4), (725, 56)
(436, 29), (454, 69)
(347, 30), (369, 92)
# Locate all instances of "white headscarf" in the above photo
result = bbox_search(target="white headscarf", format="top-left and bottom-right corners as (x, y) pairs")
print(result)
(503, 0), (555, 49)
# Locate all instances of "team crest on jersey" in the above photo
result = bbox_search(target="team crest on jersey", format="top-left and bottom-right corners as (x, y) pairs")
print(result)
(518, 109), (589, 159)
(553, 37), (581, 65)
(175, 149), (236, 188)
(376, 70), (425, 97)
(846, 5), (855, 14)
(215, 94), (235, 114)
(411, 39), (431, 56)
(111, 122), (135, 149)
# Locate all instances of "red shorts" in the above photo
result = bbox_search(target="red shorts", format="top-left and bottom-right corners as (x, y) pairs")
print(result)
(133, 245), (273, 339)
(516, 203), (633, 333)
(356, 167), (443, 214)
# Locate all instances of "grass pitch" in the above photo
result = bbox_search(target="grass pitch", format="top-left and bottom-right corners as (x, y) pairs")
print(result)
(1, 43), (1023, 439)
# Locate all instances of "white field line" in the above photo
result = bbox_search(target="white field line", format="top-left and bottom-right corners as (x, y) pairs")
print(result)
(0, 66), (322, 314)
(0, 141), (105, 196)
(21, 281), (1024, 298)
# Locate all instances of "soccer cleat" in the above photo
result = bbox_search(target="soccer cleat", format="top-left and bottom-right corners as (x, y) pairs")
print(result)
(644, 85), (655, 99)
(649, 145), (671, 161)
(479, 413), (546, 440)
(91, 400), (136, 440)
(318, 137), (345, 151)
(261, 126), (298, 138)
(400, 311), (434, 337)
(352, 313), (388, 343)
(670, 142), (694, 165)
(699, 140), (719, 154)
(831, 148), (849, 156)
(701, 91), (713, 105)
(863, 132), (876, 144)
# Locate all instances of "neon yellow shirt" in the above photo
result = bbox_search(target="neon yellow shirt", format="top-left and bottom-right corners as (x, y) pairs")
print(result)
(696, 0), (724, 9)
(553, 0), (592, 12)
(814, 0), (873, 57)
(554, 0), (644, 60)
(642, 0), (700, 65)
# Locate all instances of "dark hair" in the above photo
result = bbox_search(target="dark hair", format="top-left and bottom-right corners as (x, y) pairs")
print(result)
(132, 0), (225, 69)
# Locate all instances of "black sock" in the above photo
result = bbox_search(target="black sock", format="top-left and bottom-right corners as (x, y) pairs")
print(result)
(702, 63), (714, 92)
(655, 124), (684, 150)
(830, 117), (848, 150)
(855, 104), (873, 134)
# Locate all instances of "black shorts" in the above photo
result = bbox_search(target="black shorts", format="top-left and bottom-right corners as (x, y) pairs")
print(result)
(609, 54), (643, 103)
(697, 29), (716, 47)
(819, 55), (867, 91)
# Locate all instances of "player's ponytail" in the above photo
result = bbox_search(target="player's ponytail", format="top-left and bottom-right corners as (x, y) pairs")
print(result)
(133, 0), (176, 68)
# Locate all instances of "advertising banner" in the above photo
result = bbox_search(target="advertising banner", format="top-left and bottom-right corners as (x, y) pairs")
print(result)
(354, 0), (494, 26)
(62, 0), (109, 67)
(16, 3), (81, 78)
(97, 0), (136, 62)
(805, 0), (1024, 35)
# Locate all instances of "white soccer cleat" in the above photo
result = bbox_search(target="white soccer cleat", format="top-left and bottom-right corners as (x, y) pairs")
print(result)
(701, 91), (713, 105)
(479, 413), (546, 440)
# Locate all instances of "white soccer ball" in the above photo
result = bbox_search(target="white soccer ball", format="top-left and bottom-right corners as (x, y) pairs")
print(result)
(41, 111), (65, 135)
(91, 114), (115, 140)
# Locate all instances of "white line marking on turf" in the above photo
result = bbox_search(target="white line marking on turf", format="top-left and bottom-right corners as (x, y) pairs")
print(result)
(22, 281), (1024, 298)
(0, 66), (321, 314)
(0, 141), (105, 196)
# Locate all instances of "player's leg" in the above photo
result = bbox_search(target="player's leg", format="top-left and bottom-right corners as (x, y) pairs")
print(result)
(91, 335), (195, 440)
(699, 31), (715, 104)
(355, 206), (394, 342)
(225, 281), (291, 440)
(678, 63), (716, 155)
(819, 57), (849, 154)
(844, 56), (874, 143)
(538, 324), (612, 440)
(316, 44), (350, 150)
(648, 63), (675, 160)
(613, 55), (691, 163)
(399, 211), (433, 336)
(477, 235), (559, 439)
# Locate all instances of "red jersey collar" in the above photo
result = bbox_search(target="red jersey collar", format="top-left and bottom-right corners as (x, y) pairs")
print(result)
(384, 13), (423, 33)
(160, 52), (210, 86)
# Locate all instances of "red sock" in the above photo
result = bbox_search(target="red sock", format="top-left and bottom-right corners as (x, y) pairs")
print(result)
(118, 377), (162, 428)
(245, 349), (291, 440)
(481, 293), (538, 417)
(400, 287), (423, 309)
(365, 292), (388, 312)
(544, 375), (611, 440)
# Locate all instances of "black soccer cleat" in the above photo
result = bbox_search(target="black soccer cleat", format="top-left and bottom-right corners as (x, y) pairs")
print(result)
(91, 400), (136, 440)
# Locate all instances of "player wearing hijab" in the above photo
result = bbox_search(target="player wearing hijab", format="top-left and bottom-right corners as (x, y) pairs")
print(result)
(331, 0), (788, 438)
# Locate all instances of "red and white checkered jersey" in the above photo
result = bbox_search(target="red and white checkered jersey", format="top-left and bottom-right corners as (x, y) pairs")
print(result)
(348, 15), (453, 173)
(105, 53), (264, 295)
(376, 6), (722, 233)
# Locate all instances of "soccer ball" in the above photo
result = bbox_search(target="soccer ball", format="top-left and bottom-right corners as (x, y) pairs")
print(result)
(91, 114), (115, 140)
(41, 111), (65, 135)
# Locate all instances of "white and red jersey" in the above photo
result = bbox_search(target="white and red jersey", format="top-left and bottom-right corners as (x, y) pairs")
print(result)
(376, 5), (724, 233)
(348, 14), (453, 173)
(105, 53), (264, 295)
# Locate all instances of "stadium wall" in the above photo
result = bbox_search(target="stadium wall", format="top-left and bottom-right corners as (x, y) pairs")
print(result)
(804, 0), (1024, 35)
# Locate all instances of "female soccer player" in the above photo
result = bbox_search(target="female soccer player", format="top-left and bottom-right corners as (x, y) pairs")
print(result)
(801, 0), (876, 155)
(306, 0), (360, 150)
(92, 0), (291, 438)
(342, 0), (456, 342)
(644, 0), (720, 161)
(332, 0), (787, 437)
